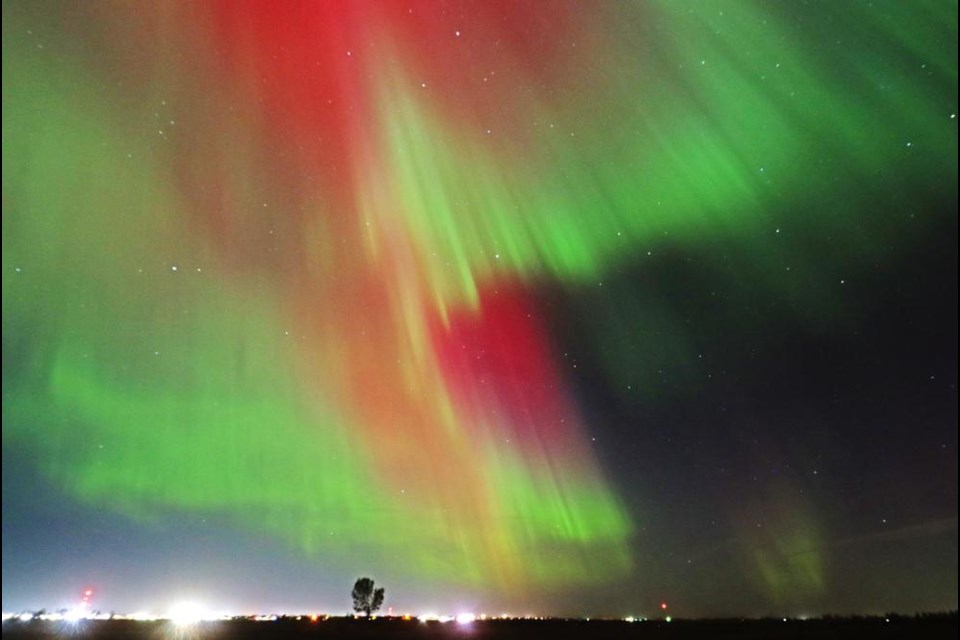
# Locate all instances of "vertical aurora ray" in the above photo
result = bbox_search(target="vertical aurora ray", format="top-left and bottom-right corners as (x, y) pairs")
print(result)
(2, 0), (956, 603)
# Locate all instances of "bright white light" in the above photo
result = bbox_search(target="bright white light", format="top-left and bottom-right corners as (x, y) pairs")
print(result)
(18, 613), (33, 622)
(624, 616), (636, 623)
(456, 613), (476, 625)
(64, 608), (86, 623)
(168, 602), (208, 626)
(417, 613), (455, 623)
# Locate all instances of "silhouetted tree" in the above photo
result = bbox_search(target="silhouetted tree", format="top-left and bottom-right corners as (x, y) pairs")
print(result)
(351, 577), (385, 616)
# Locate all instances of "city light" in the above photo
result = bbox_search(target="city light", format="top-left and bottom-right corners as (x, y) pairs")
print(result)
(167, 602), (209, 626)
(0, 607), (939, 632)
(418, 613), (456, 623)
(63, 608), (85, 623)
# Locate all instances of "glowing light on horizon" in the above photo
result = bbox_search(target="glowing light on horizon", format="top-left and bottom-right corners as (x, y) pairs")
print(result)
(168, 602), (212, 627)
(63, 608), (85, 623)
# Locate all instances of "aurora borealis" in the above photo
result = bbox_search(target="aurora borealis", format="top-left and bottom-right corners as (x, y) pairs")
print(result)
(2, 0), (957, 618)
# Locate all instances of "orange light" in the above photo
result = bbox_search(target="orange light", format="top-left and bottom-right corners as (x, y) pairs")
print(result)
(660, 602), (668, 610)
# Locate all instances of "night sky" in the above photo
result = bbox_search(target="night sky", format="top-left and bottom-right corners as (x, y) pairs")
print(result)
(2, 0), (957, 619)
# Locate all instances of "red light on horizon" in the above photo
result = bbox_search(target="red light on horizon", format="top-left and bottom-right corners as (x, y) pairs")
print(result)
(660, 602), (668, 610)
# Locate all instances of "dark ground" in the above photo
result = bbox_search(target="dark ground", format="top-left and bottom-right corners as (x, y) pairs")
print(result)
(2, 615), (957, 640)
